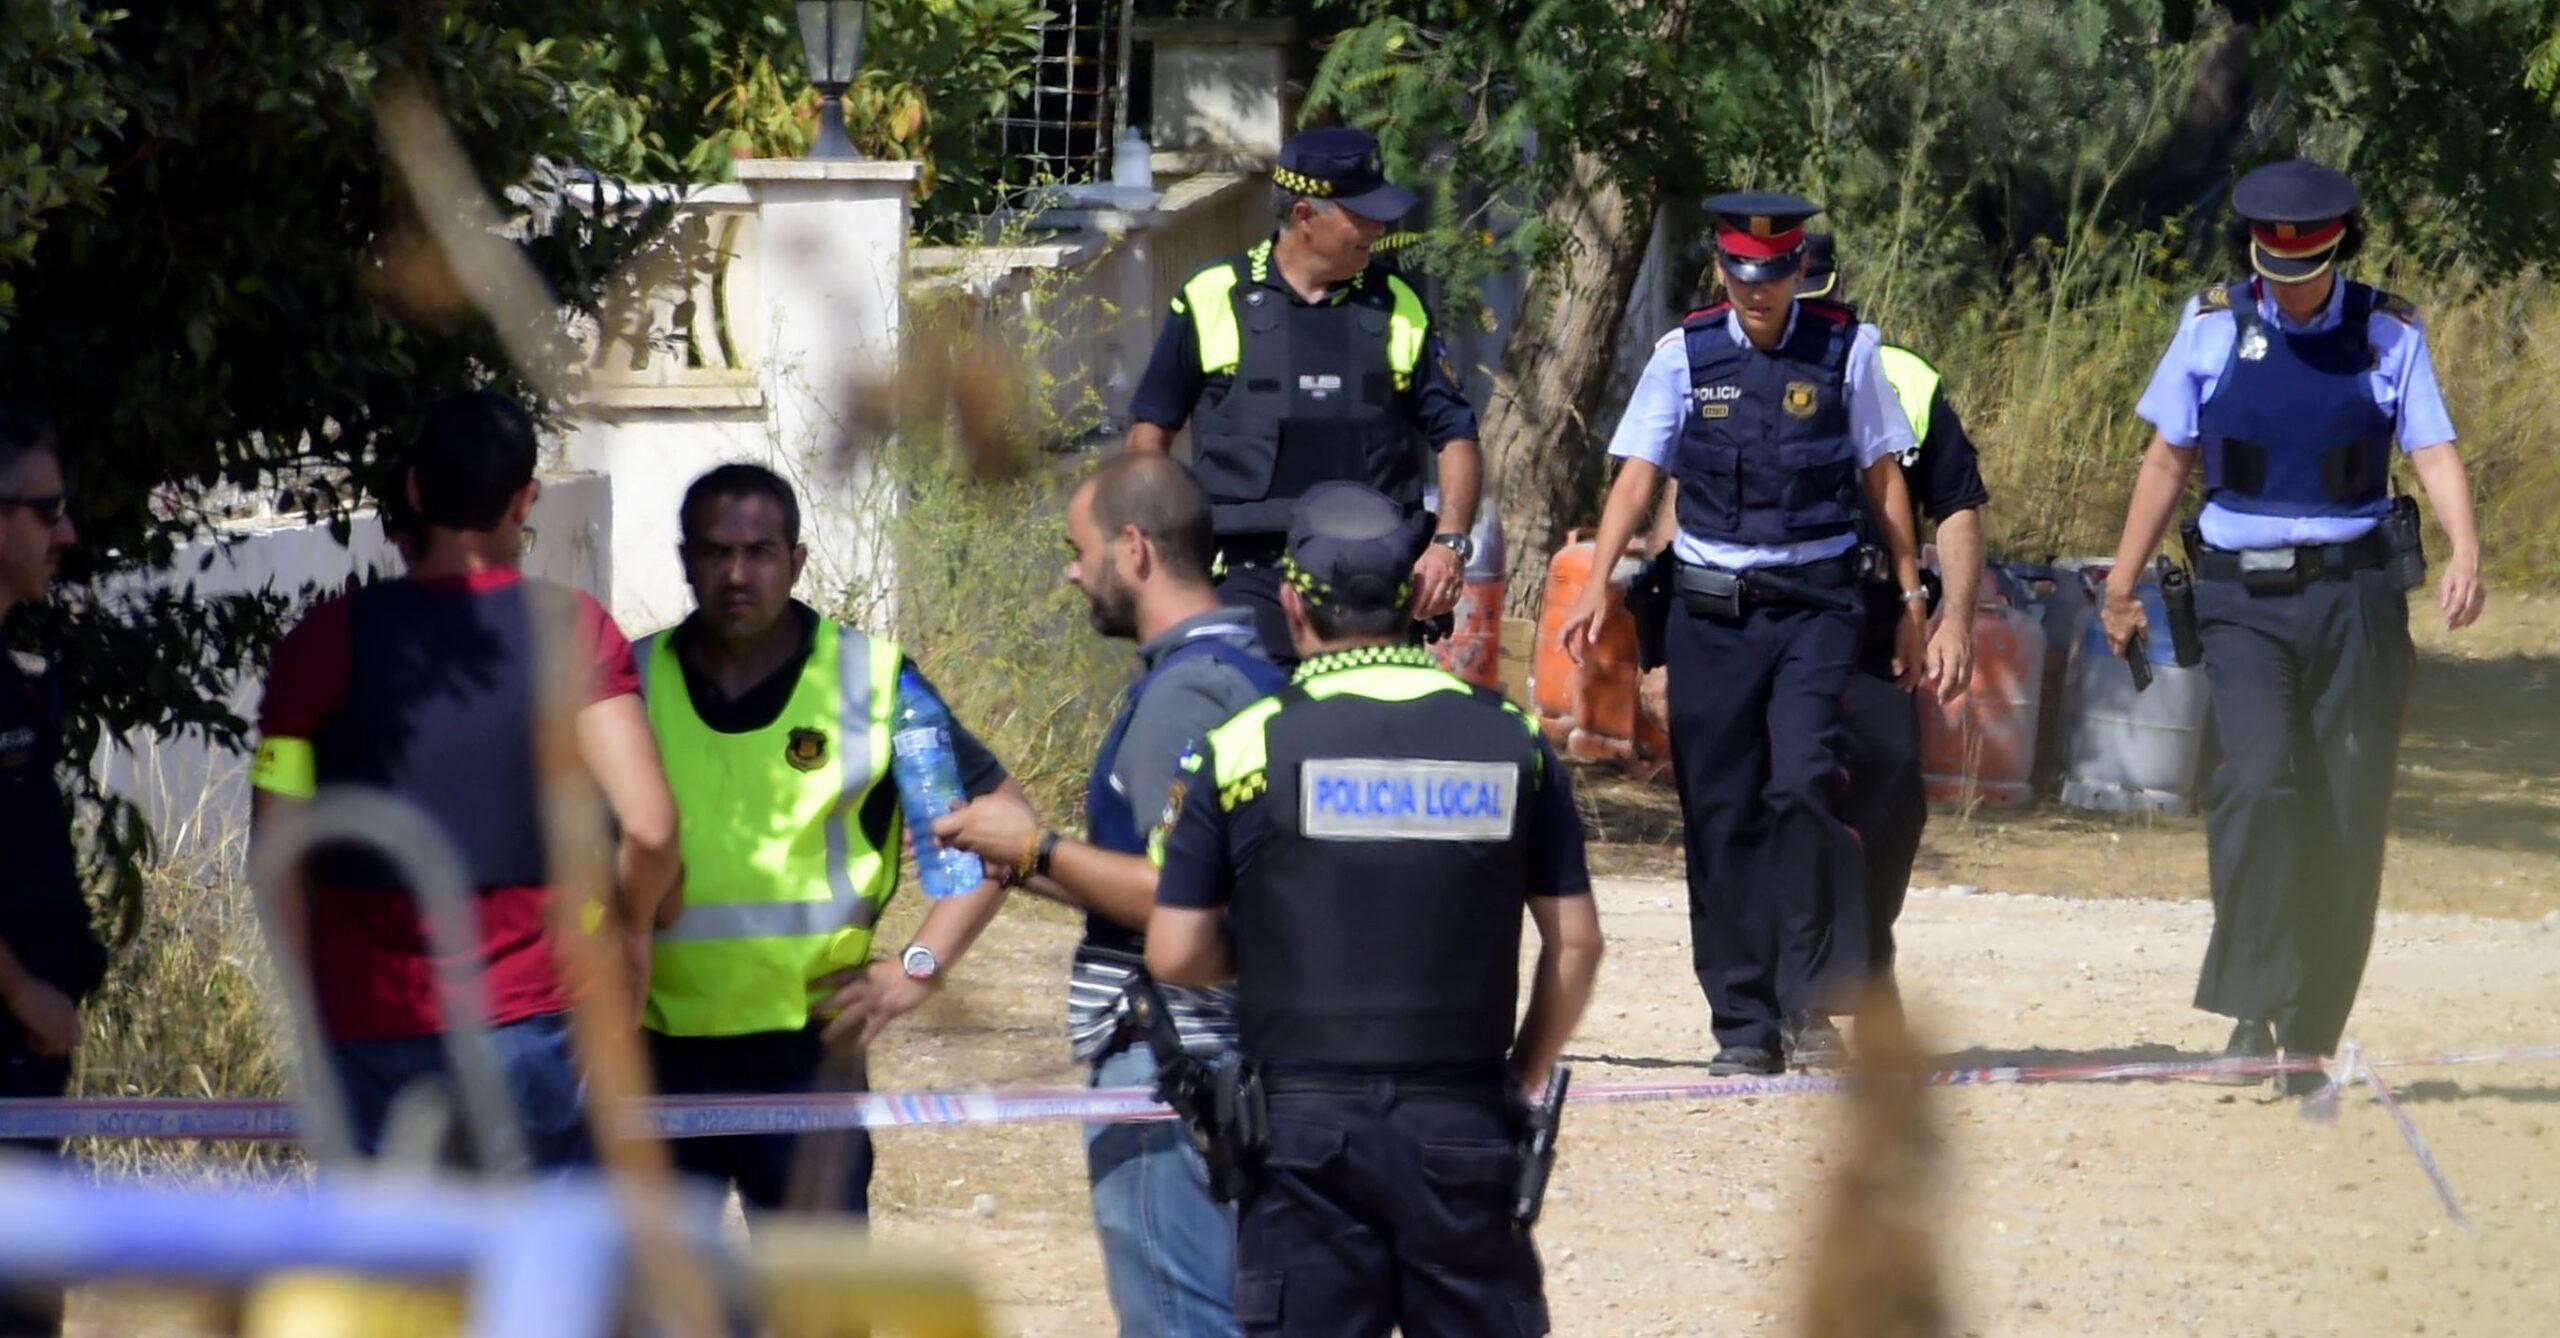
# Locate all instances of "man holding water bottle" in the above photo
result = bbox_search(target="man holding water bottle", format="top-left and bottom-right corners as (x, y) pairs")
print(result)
(636, 464), (1025, 1219)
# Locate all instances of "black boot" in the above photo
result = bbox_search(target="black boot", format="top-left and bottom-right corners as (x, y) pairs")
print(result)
(1781, 1012), (1846, 1072)
(1708, 1045), (1782, 1077)
(2209, 1018), (2275, 1086)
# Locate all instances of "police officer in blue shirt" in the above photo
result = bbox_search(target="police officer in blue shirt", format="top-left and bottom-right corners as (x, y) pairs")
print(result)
(1126, 127), (1483, 662)
(1560, 193), (1929, 1076)
(2100, 159), (2485, 1092)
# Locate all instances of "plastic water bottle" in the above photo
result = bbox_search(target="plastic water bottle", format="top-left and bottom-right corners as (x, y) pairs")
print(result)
(890, 667), (986, 899)
(1112, 125), (1155, 201)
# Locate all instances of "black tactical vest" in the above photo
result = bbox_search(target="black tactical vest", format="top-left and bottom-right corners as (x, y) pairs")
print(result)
(1227, 663), (1541, 1070)
(1185, 252), (1429, 537)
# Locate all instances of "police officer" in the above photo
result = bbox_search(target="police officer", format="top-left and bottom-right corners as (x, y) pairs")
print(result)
(2101, 159), (2483, 1092)
(1559, 193), (1927, 1076)
(1634, 234), (1985, 1006)
(0, 412), (106, 1337)
(1146, 482), (1602, 1338)
(636, 463), (1022, 1217)
(1125, 126), (1483, 661)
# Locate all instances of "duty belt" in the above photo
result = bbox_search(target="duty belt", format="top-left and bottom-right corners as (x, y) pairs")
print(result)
(1674, 552), (1861, 618)
(1258, 1061), (1514, 1099)
(2194, 529), (2391, 589)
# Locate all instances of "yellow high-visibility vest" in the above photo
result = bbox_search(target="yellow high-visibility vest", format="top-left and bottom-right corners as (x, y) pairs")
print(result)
(1877, 343), (1940, 445)
(636, 621), (905, 1037)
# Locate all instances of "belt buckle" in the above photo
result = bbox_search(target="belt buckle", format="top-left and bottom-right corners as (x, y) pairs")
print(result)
(2238, 547), (2302, 594)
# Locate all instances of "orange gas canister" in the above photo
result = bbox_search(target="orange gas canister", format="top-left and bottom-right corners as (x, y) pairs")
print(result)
(1530, 533), (1642, 762)
(1431, 573), (1507, 690)
(1917, 571), (2045, 807)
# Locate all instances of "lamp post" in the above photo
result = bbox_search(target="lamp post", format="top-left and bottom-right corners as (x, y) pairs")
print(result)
(797, 0), (870, 160)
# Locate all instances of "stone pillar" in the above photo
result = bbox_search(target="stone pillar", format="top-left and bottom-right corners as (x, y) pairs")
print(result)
(565, 160), (920, 634)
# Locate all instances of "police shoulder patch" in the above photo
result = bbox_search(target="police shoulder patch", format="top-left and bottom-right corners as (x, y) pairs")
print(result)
(1299, 757), (1519, 842)
(2196, 282), (2231, 313)
(2371, 287), (2420, 326)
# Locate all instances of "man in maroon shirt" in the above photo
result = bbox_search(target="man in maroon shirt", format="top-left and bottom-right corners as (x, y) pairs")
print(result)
(251, 392), (681, 1166)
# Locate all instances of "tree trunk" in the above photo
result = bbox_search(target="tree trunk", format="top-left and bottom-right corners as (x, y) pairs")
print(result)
(1483, 152), (1661, 615)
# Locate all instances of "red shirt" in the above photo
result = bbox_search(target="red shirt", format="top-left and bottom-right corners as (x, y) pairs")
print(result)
(258, 568), (639, 1041)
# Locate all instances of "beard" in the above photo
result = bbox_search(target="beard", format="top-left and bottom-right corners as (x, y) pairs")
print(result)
(1082, 560), (1139, 639)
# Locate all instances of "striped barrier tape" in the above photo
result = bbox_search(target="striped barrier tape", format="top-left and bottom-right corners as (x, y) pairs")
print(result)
(3, 1043), (2551, 1143)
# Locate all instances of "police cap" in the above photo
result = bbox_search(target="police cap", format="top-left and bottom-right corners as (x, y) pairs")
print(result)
(1706, 190), (1822, 284)
(1275, 127), (1418, 223)
(1284, 481), (1426, 613)
(2232, 159), (2360, 284)
(1796, 231), (1842, 302)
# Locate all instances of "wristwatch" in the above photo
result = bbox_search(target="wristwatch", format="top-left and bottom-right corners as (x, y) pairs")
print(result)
(900, 943), (942, 983)
(1430, 532), (1475, 565)
(1899, 588), (1931, 607)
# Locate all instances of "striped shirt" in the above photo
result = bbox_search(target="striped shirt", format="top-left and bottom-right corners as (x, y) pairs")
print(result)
(1067, 943), (1238, 1060)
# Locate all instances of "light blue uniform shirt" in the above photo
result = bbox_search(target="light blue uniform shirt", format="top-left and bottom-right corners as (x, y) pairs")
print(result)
(2135, 278), (2456, 550)
(1607, 304), (1915, 570)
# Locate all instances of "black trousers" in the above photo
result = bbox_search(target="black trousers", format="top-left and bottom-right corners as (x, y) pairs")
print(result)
(647, 1027), (873, 1219)
(1664, 599), (1869, 1051)
(1236, 1078), (1547, 1337)
(0, 1048), (71, 1336)
(2192, 568), (2413, 1055)
(1839, 648), (1927, 980)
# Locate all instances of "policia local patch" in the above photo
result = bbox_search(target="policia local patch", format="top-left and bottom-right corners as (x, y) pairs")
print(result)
(1300, 758), (1519, 841)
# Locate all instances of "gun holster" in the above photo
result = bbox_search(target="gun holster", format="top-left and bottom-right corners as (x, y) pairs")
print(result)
(2384, 493), (2428, 592)
(1673, 564), (1745, 621)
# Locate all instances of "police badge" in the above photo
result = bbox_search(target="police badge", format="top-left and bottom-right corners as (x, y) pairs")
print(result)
(1783, 381), (1820, 419)
(785, 727), (829, 772)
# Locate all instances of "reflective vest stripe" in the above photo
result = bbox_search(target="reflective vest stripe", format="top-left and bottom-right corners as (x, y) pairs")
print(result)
(1181, 256), (1433, 385)
(1384, 273), (1428, 391)
(1186, 265), (1246, 373)
(639, 624), (902, 1036)
(1876, 344), (1939, 445)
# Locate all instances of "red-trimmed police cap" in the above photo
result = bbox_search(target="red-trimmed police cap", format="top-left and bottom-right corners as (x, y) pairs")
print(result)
(2232, 159), (2359, 284)
(1706, 191), (1822, 283)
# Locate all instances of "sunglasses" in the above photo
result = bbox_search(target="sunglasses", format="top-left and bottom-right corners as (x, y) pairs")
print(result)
(0, 493), (68, 525)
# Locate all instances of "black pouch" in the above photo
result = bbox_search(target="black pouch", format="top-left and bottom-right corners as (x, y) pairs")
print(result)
(2383, 493), (2428, 592)
(1210, 1057), (1270, 1188)
(1674, 565), (1745, 620)
(2238, 548), (2305, 595)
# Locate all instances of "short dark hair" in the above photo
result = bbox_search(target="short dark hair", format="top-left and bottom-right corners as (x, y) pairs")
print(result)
(0, 411), (58, 492)
(1303, 595), (1410, 641)
(409, 391), (538, 531)
(680, 462), (802, 547)
(1086, 454), (1213, 583)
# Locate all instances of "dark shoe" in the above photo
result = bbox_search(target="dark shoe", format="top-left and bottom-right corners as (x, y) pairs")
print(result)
(2207, 1018), (2275, 1086)
(1708, 1046), (1782, 1077)
(2276, 1066), (2334, 1099)
(1781, 1012), (1847, 1072)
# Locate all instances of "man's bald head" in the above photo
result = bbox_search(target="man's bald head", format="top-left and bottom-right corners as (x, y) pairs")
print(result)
(1083, 452), (1215, 586)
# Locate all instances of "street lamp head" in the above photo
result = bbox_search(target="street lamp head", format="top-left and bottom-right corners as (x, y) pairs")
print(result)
(797, 0), (869, 91)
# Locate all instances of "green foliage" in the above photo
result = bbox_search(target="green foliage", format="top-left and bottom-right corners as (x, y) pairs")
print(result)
(609, 0), (1052, 229)
(1303, 0), (1812, 309)
(0, 3), (679, 938)
(0, 2), (120, 330)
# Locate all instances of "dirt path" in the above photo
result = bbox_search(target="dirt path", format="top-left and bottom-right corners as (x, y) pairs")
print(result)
(863, 879), (2560, 1336)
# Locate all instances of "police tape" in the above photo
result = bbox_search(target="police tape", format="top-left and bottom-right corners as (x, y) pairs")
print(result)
(1, 1043), (2552, 1143)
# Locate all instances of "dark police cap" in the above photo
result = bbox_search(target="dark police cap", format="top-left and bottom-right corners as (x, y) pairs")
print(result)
(1284, 481), (1427, 610)
(2232, 159), (2360, 284)
(1796, 231), (1841, 301)
(1276, 126), (1418, 223)
(1706, 190), (1822, 284)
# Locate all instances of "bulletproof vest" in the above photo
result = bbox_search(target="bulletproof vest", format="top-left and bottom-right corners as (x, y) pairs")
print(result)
(2197, 278), (2396, 520)
(1225, 659), (1542, 1070)
(1083, 625), (1283, 956)
(1673, 299), (1863, 546)
(308, 579), (553, 892)
(1184, 246), (1432, 537)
